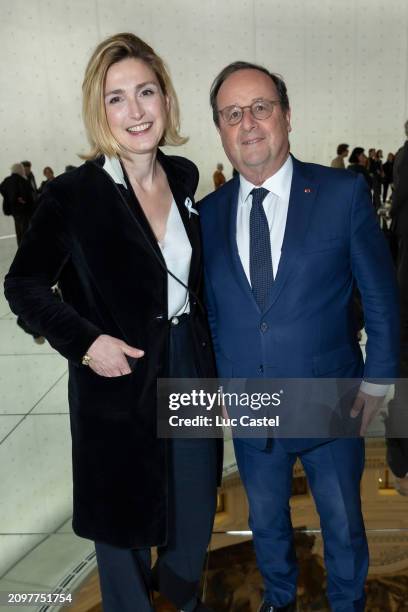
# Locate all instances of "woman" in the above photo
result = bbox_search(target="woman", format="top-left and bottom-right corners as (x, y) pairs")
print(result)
(348, 147), (373, 191)
(382, 152), (394, 203)
(39, 166), (55, 192)
(4, 33), (220, 612)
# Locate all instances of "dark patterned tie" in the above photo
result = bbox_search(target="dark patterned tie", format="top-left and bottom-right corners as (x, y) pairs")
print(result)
(249, 187), (273, 311)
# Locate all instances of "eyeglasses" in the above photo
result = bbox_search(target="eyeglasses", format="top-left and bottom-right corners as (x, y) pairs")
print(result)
(217, 99), (281, 126)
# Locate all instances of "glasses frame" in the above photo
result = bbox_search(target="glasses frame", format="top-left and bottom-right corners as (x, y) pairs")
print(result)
(217, 99), (281, 126)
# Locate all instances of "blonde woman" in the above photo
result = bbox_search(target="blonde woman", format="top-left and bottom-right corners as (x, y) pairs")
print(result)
(5, 33), (220, 612)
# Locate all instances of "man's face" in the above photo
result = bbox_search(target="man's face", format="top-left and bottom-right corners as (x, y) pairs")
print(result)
(23, 165), (31, 177)
(215, 69), (291, 183)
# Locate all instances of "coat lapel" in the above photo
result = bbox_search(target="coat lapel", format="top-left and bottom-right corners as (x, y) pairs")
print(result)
(92, 156), (167, 267)
(96, 152), (201, 290)
(263, 157), (318, 311)
(158, 150), (201, 290)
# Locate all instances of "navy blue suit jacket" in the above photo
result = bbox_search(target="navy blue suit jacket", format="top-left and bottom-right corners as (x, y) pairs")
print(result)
(200, 156), (400, 450)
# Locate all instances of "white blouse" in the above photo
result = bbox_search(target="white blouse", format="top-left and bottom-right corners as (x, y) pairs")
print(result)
(102, 158), (192, 320)
(159, 199), (192, 318)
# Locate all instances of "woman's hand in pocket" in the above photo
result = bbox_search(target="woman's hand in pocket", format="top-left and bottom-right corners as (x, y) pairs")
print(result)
(86, 334), (144, 377)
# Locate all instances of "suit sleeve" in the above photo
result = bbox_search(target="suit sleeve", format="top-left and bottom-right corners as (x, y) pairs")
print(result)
(4, 196), (102, 363)
(350, 174), (400, 379)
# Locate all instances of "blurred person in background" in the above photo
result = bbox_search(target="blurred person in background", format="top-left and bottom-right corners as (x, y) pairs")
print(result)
(0, 162), (35, 245)
(330, 142), (349, 169)
(348, 147), (372, 190)
(212, 162), (226, 189)
(39, 166), (55, 193)
(21, 160), (38, 203)
(391, 120), (408, 349)
(385, 390), (408, 498)
(367, 148), (383, 209)
(5, 33), (220, 612)
(387, 437), (408, 496)
(386, 122), (408, 498)
(382, 152), (394, 204)
(0, 162), (44, 344)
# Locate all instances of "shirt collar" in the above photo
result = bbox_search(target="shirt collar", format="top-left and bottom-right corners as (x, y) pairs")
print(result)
(102, 156), (127, 189)
(239, 154), (293, 203)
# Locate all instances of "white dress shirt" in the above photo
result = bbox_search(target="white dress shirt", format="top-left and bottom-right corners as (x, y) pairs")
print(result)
(236, 155), (292, 282)
(235, 155), (386, 398)
(103, 156), (191, 319)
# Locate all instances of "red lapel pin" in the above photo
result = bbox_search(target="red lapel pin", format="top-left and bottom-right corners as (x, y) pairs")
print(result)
(304, 188), (312, 193)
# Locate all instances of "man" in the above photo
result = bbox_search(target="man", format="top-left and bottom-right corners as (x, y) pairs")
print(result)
(391, 121), (408, 348)
(0, 162), (35, 244)
(386, 122), (408, 501)
(199, 62), (399, 611)
(1, 162), (44, 344)
(21, 160), (38, 205)
(393, 121), (408, 191)
(330, 143), (349, 168)
(213, 162), (226, 189)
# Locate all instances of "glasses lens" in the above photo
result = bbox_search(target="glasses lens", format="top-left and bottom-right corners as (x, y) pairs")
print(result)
(224, 106), (242, 125)
(251, 100), (274, 119)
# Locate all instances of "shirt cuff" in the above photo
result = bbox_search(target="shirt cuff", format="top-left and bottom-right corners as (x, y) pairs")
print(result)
(360, 381), (390, 397)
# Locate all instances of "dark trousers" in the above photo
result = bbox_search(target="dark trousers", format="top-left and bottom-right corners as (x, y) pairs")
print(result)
(383, 181), (391, 203)
(372, 176), (382, 209)
(234, 438), (368, 611)
(397, 236), (408, 349)
(13, 214), (31, 246)
(95, 315), (218, 612)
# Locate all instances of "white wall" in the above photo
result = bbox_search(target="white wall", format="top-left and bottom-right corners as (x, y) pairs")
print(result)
(0, 0), (407, 201)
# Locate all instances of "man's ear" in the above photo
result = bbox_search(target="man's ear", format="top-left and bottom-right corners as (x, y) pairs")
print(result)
(286, 108), (292, 134)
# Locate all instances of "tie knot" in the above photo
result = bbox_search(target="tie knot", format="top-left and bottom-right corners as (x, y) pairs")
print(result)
(250, 187), (269, 205)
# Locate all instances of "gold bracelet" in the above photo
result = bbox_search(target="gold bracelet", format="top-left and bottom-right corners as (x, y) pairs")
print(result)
(81, 354), (92, 366)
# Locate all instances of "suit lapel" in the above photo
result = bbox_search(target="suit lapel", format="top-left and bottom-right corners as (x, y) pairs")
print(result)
(263, 157), (318, 311)
(223, 160), (319, 312)
(223, 177), (260, 308)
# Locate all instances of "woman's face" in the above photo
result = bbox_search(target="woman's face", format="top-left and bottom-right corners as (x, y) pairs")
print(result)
(104, 57), (168, 156)
(358, 152), (367, 166)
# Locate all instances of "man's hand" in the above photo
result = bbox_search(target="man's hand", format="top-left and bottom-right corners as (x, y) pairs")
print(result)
(350, 390), (385, 436)
(86, 334), (144, 377)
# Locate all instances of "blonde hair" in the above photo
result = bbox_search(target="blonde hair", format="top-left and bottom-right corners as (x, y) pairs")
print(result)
(81, 32), (187, 159)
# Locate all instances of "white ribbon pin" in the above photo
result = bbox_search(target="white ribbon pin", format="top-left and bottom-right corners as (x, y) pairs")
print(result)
(184, 197), (199, 218)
